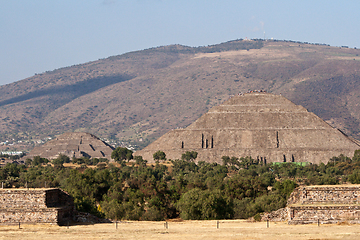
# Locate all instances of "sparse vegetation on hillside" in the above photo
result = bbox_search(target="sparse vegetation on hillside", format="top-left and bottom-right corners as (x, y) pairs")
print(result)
(1, 39), (360, 151)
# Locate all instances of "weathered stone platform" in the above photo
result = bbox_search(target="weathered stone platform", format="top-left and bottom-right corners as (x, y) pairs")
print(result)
(288, 185), (360, 224)
(262, 185), (360, 224)
(0, 188), (74, 225)
(135, 93), (360, 164)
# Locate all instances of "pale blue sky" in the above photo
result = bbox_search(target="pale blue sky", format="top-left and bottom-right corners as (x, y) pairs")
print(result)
(1, 0), (359, 86)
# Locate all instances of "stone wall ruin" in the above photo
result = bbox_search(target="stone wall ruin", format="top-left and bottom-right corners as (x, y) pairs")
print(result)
(262, 185), (360, 224)
(0, 188), (74, 225)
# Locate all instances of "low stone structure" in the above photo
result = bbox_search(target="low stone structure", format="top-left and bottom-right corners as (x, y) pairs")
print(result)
(261, 207), (289, 222)
(135, 93), (360, 164)
(262, 185), (360, 224)
(27, 132), (114, 160)
(0, 188), (74, 225)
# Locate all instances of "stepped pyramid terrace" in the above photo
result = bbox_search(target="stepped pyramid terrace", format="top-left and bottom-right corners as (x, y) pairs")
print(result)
(135, 92), (360, 164)
(27, 132), (114, 160)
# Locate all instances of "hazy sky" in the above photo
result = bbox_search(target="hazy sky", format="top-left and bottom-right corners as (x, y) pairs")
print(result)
(1, 0), (359, 86)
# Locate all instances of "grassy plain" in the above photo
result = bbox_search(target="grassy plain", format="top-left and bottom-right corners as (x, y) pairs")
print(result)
(1, 220), (360, 240)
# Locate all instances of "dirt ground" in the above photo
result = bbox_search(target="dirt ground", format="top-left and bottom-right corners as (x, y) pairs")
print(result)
(1, 220), (360, 240)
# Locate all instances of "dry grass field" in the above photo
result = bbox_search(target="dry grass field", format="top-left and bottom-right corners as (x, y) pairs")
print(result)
(1, 220), (360, 240)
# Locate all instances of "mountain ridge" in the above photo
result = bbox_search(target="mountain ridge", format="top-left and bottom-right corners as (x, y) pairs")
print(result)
(1, 39), (360, 151)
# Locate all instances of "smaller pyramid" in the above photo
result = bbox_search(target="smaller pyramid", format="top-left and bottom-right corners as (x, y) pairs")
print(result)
(135, 93), (360, 164)
(27, 132), (114, 160)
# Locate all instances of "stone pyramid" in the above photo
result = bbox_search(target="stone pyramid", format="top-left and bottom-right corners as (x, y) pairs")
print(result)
(135, 93), (360, 164)
(28, 132), (114, 160)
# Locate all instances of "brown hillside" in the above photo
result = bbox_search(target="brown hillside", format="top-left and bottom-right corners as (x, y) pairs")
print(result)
(1, 40), (360, 150)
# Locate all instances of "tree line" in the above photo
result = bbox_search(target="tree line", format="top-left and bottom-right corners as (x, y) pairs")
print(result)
(1, 148), (360, 221)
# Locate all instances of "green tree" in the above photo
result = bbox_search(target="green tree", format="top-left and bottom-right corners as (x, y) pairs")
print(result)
(239, 156), (256, 169)
(32, 156), (49, 166)
(100, 199), (124, 220)
(272, 180), (297, 198)
(176, 188), (232, 220)
(222, 156), (230, 166)
(153, 151), (166, 161)
(222, 156), (243, 170)
(25, 159), (32, 166)
(348, 169), (360, 184)
(353, 149), (360, 162)
(134, 156), (147, 166)
(52, 158), (64, 169)
(181, 151), (198, 162)
(111, 147), (133, 163)
(56, 154), (70, 163)
(233, 197), (254, 219)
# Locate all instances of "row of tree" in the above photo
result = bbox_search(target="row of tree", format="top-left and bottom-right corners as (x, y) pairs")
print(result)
(1, 149), (360, 221)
